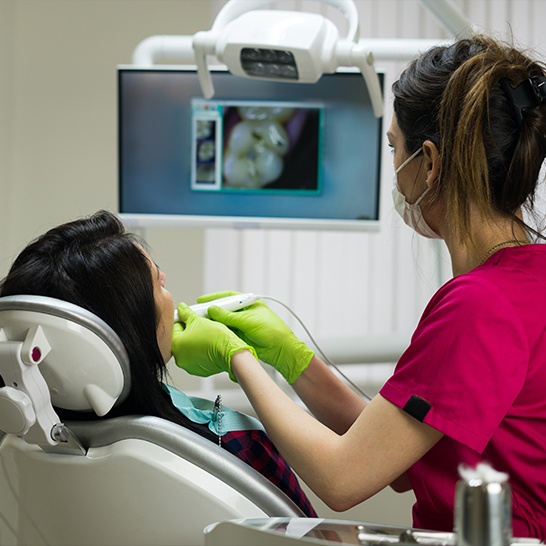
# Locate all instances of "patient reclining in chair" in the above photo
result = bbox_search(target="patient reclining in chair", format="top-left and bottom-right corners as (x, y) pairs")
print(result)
(0, 210), (316, 517)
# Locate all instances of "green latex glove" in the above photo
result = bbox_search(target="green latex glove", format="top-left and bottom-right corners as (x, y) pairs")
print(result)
(172, 302), (257, 382)
(198, 291), (314, 384)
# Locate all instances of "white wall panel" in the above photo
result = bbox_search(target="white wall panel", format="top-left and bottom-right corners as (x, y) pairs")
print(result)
(203, 228), (242, 291)
(507, 0), (531, 42)
(530, 0), (546, 52)
(240, 230), (268, 294)
(0, 2), (15, 273)
(285, 231), (320, 333)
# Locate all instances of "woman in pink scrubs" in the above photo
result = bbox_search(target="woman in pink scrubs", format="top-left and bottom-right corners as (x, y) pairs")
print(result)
(172, 34), (546, 540)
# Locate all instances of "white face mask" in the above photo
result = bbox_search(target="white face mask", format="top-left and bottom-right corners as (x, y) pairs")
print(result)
(391, 148), (441, 239)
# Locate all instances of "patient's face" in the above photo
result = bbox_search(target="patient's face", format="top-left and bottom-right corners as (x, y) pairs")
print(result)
(143, 251), (175, 363)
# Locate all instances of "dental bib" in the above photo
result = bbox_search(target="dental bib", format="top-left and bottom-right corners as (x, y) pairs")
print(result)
(163, 384), (264, 436)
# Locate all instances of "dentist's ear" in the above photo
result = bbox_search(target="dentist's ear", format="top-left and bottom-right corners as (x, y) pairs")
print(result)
(422, 140), (440, 188)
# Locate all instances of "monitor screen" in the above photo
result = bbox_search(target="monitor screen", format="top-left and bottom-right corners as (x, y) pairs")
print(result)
(118, 66), (383, 230)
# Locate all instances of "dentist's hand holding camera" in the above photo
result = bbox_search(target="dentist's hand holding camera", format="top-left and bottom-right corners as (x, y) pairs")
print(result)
(172, 291), (314, 384)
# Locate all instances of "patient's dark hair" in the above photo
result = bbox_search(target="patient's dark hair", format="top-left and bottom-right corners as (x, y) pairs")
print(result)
(0, 210), (215, 439)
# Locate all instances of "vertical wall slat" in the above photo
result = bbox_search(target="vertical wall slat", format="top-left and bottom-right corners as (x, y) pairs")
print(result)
(203, 228), (242, 292)
(291, 230), (321, 332)
(507, 0), (530, 43)
(240, 229), (268, 294)
(264, 231), (296, 317)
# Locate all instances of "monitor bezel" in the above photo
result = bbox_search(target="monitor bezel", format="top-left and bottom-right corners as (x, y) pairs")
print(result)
(117, 64), (384, 231)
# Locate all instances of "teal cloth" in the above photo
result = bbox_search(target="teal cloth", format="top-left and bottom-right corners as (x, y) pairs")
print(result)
(163, 384), (264, 436)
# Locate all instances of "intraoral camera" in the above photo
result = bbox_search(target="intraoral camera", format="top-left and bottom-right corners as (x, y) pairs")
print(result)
(192, 0), (384, 117)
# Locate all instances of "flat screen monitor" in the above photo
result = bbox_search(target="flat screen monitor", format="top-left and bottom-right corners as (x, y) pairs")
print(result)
(118, 66), (383, 230)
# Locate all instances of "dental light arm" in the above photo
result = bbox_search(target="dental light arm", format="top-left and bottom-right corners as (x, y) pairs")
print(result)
(420, 0), (475, 38)
(192, 0), (383, 117)
(132, 35), (195, 66)
(336, 40), (383, 119)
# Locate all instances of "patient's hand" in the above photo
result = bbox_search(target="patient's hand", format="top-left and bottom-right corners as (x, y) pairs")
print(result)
(172, 302), (256, 381)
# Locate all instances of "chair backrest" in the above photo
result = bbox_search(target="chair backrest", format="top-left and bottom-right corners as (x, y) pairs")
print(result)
(0, 294), (131, 449)
(0, 295), (303, 546)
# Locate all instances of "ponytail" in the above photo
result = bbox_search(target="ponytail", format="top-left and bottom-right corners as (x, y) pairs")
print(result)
(393, 35), (546, 248)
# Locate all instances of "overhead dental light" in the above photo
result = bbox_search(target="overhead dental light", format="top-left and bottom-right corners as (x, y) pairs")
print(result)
(192, 0), (383, 117)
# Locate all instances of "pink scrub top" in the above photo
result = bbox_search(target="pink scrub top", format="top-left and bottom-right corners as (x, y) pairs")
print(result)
(380, 245), (546, 541)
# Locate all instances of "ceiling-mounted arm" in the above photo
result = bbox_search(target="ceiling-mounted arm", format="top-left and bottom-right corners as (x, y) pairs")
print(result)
(420, 0), (475, 38)
(132, 35), (195, 66)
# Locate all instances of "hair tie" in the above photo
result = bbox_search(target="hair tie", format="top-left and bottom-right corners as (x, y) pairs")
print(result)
(500, 75), (546, 126)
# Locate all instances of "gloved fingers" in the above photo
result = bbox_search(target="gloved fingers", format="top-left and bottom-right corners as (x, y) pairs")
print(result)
(206, 304), (250, 328)
(172, 322), (186, 335)
(207, 298), (270, 322)
(196, 290), (240, 304)
(176, 302), (198, 324)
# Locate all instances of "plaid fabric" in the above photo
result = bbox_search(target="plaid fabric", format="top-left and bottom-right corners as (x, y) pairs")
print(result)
(222, 429), (317, 517)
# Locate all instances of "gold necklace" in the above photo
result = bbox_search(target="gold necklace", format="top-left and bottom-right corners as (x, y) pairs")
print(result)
(479, 239), (529, 266)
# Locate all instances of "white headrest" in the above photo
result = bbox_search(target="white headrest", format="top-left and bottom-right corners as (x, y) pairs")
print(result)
(0, 295), (131, 416)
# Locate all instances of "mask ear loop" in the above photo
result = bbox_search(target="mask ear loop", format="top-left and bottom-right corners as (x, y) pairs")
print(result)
(394, 148), (426, 208)
(394, 148), (423, 176)
(500, 76), (546, 126)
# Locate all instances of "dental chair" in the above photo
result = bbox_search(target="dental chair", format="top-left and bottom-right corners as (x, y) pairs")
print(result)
(0, 295), (304, 546)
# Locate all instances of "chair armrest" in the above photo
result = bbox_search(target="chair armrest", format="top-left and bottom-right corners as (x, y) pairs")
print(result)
(67, 415), (305, 517)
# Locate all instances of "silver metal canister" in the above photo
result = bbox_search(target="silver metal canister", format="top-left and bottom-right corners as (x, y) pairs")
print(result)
(455, 463), (512, 546)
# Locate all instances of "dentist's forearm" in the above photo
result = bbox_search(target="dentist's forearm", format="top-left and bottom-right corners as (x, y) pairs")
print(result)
(291, 355), (367, 434)
(231, 350), (434, 509)
(231, 350), (349, 506)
